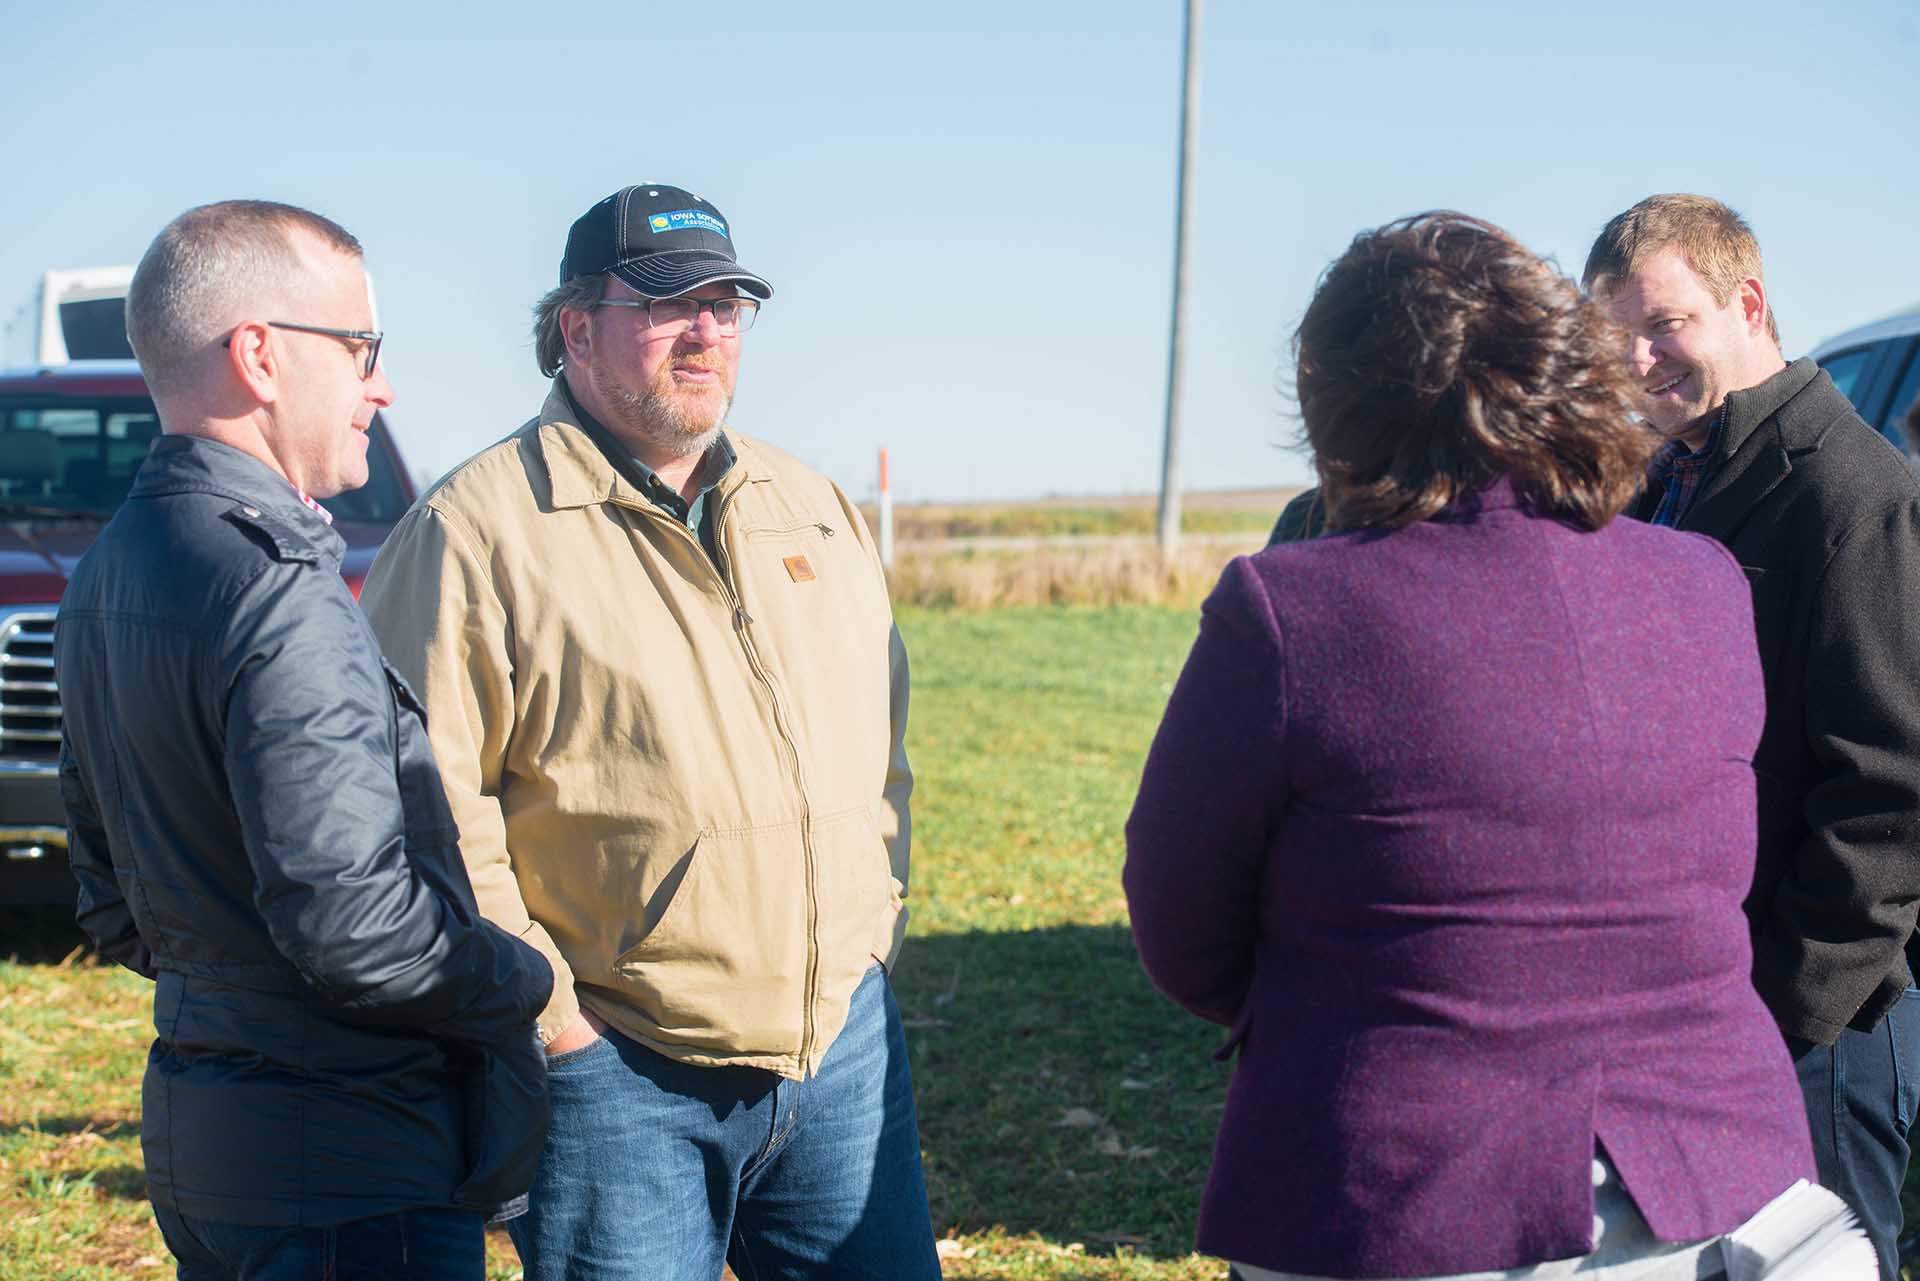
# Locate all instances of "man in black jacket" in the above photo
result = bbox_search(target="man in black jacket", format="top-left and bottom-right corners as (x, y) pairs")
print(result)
(1587, 194), (1920, 1277)
(56, 200), (553, 1281)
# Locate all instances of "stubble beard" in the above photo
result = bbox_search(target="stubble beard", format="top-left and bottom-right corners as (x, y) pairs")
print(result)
(591, 360), (732, 461)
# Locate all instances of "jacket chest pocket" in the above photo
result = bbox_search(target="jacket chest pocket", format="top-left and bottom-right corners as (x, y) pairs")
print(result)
(741, 519), (841, 584)
(381, 658), (460, 846)
(739, 515), (889, 614)
(744, 518), (837, 543)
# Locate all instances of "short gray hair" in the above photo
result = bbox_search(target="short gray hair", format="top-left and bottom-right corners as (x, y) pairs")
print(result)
(533, 273), (606, 378)
(126, 200), (362, 398)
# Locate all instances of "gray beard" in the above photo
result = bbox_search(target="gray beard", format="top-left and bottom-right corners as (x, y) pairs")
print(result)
(591, 362), (730, 461)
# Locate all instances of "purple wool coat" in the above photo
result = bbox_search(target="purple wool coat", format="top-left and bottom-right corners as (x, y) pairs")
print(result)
(1123, 483), (1815, 1277)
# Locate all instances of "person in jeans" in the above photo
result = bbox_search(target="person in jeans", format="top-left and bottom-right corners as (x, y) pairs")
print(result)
(361, 183), (937, 1281)
(57, 199), (553, 1280)
(1126, 212), (1816, 1279)
(1587, 195), (1920, 1279)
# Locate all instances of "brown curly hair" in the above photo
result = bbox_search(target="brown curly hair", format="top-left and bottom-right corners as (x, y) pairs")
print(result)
(1296, 212), (1657, 533)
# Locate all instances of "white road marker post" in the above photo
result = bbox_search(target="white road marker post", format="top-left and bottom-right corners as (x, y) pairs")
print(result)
(878, 447), (895, 569)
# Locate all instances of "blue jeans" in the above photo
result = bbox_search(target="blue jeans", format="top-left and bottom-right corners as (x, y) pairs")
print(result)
(508, 963), (941, 1281)
(152, 1206), (484, 1280)
(1789, 986), (1920, 1281)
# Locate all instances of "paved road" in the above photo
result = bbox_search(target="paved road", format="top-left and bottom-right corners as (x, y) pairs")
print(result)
(899, 530), (1266, 553)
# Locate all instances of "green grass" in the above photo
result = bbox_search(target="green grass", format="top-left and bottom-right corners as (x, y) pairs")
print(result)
(0, 938), (160, 1280)
(0, 605), (1231, 1279)
(891, 607), (1227, 1276)
(16, 604), (1920, 1278)
(10, 604), (1920, 1277)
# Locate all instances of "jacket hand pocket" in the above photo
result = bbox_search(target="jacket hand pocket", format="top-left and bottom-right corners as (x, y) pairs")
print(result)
(609, 823), (811, 1056)
(809, 806), (899, 985)
(451, 1033), (550, 1218)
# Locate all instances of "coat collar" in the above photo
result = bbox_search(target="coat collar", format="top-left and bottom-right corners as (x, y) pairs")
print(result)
(1431, 474), (1525, 520)
(130, 434), (344, 559)
(1675, 357), (1822, 535)
(531, 381), (768, 514)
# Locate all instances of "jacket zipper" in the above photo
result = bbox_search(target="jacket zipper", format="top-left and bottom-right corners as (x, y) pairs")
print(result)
(620, 485), (822, 1072)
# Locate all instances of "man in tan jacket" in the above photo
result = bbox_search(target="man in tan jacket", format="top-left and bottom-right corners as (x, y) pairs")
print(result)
(360, 184), (937, 1281)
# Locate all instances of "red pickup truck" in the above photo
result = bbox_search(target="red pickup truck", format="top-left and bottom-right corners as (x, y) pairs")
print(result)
(0, 359), (418, 904)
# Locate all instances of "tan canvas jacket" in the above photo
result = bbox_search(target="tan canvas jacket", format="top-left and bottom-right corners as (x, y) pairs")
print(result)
(360, 385), (911, 1079)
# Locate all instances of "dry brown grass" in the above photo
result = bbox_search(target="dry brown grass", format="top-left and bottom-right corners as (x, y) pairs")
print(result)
(885, 536), (1264, 610)
(860, 488), (1298, 545)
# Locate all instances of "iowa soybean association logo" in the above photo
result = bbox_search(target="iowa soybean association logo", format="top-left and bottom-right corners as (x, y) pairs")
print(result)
(648, 209), (729, 238)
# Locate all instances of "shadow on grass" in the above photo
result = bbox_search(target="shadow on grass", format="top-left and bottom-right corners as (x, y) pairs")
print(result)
(2, 1117), (149, 1202)
(894, 924), (1228, 1259)
(9, 1162), (149, 1201)
(899, 926), (1920, 1269)
(89, 1163), (147, 1199)
(63, 1163), (147, 1200)
(0, 907), (96, 966)
(0, 1117), (141, 1140)
(2, 910), (1232, 1252)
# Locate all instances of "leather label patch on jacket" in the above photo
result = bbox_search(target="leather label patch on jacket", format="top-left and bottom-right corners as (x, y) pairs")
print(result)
(783, 555), (816, 582)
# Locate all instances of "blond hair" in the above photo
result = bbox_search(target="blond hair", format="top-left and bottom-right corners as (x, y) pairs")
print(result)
(1582, 194), (1779, 345)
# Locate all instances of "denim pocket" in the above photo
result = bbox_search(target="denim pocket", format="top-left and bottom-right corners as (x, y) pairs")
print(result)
(1889, 988), (1920, 1135)
(544, 1035), (612, 1070)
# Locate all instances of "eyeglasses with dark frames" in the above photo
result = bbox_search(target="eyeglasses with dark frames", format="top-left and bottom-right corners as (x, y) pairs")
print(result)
(224, 322), (384, 379)
(593, 296), (759, 336)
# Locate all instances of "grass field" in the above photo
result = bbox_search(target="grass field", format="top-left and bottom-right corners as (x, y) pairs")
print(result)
(0, 604), (1234, 1280)
(885, 538), (1263, 610)
(18, 596), (1907, 1278)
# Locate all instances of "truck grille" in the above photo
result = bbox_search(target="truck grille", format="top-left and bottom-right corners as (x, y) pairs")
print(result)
(0, 611), (60, 762)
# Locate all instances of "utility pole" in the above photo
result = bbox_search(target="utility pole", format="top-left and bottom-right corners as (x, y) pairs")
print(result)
(1156, 0), (1201, 557)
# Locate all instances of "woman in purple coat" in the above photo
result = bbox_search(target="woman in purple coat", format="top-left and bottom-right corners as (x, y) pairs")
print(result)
(1124, 213), (1816, 1279)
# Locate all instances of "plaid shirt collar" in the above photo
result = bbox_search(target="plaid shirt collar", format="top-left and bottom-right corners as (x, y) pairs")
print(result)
(1646, 404), (1728, 528)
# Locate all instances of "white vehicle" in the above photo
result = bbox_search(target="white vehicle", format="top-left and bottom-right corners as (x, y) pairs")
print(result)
(1808, 306), (1920, 454)
(1, 267), (136, 367)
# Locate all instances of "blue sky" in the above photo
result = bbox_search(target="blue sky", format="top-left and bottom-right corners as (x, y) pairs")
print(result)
(4, 1), (1916, 501)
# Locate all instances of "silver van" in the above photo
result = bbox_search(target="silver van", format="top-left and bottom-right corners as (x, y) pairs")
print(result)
(1808, 307), (1920, 453)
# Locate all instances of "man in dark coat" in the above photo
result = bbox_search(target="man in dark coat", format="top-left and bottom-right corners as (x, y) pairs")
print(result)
(1587, 194), (1920, 1278)
(55, 200), (553, 1281)
(1266, 486), (1325, 546)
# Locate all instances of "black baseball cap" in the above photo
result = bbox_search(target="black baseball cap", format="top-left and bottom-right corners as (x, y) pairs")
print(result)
(559, 184), (772, 300)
